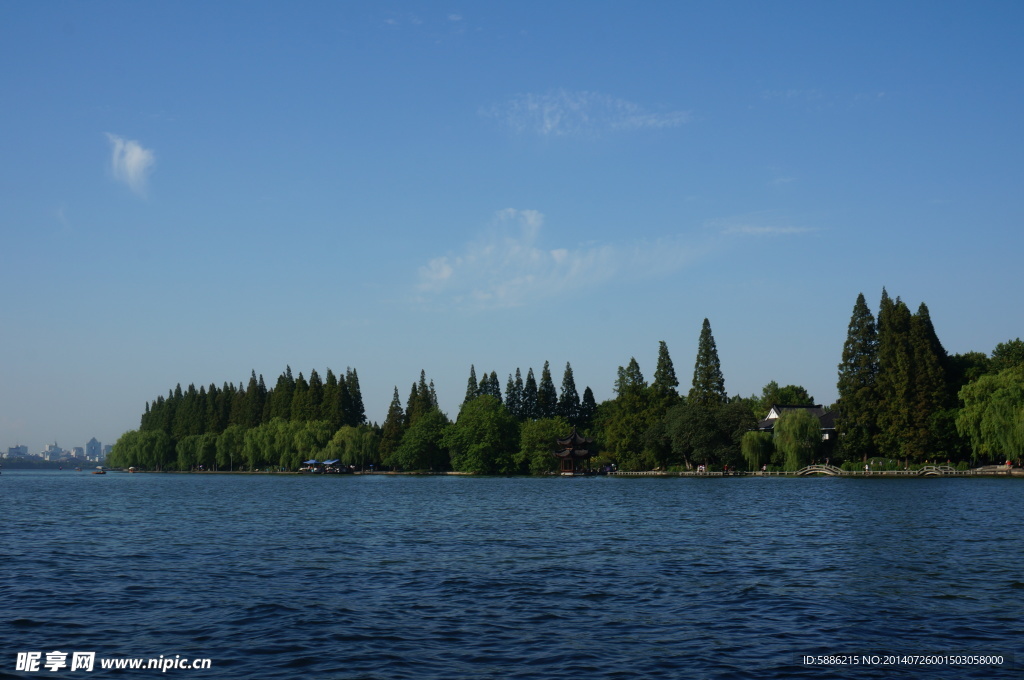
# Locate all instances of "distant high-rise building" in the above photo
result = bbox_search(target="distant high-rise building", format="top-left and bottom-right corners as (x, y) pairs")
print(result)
(86, 438), (101, 460)
(102, 444), (113, 459)
(42, 442), (66, 461)
(5, 445), (28, 458)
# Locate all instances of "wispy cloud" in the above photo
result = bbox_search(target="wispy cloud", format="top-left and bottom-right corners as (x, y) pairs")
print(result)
(483, 90), (690, 137)
(712, 216), (817, 237)
(106, 133), (155, 197)
(417, 209), (703, 309)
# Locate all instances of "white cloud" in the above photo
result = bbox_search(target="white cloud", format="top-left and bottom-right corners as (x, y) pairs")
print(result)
(483, 90), (689, 137)
(417, 209), (702, 309)
(106, 133), (155, 196)
(716, 221), (816, 236)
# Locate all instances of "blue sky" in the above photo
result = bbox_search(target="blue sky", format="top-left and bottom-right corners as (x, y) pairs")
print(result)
(2, 1), (1022, 454)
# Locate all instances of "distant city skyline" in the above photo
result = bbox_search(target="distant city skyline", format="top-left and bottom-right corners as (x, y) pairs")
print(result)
(2, 2), (1022, 454)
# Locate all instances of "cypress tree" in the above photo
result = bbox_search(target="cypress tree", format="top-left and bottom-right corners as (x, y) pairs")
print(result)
(537, 361), (558, 419)
(379, 387), (406, 463)
(346, 368), (366, 425)
(337, 374), (353, 427)
(506, 370), (524, 419)
(523, 368), (539, 420)
(579, 387), (597, 431)
(875, 291), (914, 460)
(291, 372), (311, 422)
(652, 340), (680, 405)
(464, 365), (479, 404)
(270, 367), (295, 421)
(836, 293), (879, 460)
(503, 374), (520, 417)
(406, 370), (434, 425)
(323, 369), (339, 425)
(909, 302), (950, 459)
(688, 319), (726, 407)
(615, 358), (647, 397)
(487, 371), (502, 402)
(557, 362), (581, 426)
(307, 369), (324, 422)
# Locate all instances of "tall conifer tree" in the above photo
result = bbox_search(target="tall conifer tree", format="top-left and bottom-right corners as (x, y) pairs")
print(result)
(875, 291), (914, 459)
(557, 362), (581, 425)
(323, 369), (339, 425)
(291, 372), (310, 422)
(909, 302), (950, 459)
(505, 373), (520, 418)
(270, 367), (295, 421)
(307, 369), (324, 422)
(522, 368), (539, 420)
(464, 365), (479, 404)
(537, 361), (558, 419)
(379, 387), (406, 463)
(652, 341), (680, 400)
(579, 387), (597, 430)
(346, 368), (366, 425)
(689, 319), (726, 407)
(836, 293), (879, 460)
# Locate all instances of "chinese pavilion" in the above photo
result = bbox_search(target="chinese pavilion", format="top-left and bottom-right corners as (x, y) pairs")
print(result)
(553, 427), (594, 475)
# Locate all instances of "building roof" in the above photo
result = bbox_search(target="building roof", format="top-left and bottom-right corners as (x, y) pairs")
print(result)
(758, 404), (836, 431)
(554, 427), (594, 460)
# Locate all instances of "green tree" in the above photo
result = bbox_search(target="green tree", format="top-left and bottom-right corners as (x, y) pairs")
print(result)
(956, 365), (1024, 463)
(579, 387), (597, 431)
(556, 362), (581, 426)
(537, 361), (558, 419)
(773, 409), (820, 471)
(216, 424), (246, 471)
(291, 372), (311, 422)
(518, 417), (571, 475)
(741, 430), (774, 471)
(243, 371), (266, 429)
(389, 407), (450, 470)
(292, 420), (333, 469)
(689, 318), (726, 407)
(991, 338), (1024, 373)
(757, 381), (814, 419)
(306, 369), (325, 422)
(599, 358), (654, 470)
(405, 370), (436, 425)
(269, 366), (295, 421)
(464, 365), (479, 404)
(522, 368), (539, 420)
(651, 340), (680, 408)
(379, 387), (405, 464)
(874, 291), (914, 460)
(506, 370), (523, 420)
(444, 395), (520, 474)
(908, 303), (951, 460)
(836, 292), (879, 460)
(345, 368), (366, 425)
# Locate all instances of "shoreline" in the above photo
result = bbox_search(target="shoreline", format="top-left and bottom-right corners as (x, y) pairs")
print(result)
(11, 467), (1021, 478)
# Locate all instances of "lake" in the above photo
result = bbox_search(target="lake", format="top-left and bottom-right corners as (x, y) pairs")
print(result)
(2, 471), (1021, 678)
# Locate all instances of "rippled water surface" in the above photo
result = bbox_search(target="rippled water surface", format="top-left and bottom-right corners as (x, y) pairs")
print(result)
(2, 471), (1022, 678)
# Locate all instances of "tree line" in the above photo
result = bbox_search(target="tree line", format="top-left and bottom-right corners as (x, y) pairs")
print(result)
(110, 292), (1024, 473)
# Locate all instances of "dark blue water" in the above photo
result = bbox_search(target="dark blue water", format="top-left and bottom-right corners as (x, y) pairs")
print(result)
(2, 472), (1022, 679)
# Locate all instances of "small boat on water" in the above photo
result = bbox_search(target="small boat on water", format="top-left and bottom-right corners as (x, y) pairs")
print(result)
(93, 466), (107, 475)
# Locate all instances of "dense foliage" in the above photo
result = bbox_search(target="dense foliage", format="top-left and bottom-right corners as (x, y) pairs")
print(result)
(111, 295), (1023, 473)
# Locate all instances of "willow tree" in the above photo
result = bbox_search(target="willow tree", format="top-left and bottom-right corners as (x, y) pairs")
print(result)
(741, 430), (774, 471)
(956, 365), (1024, 463)
(773, 410), (820, 471)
